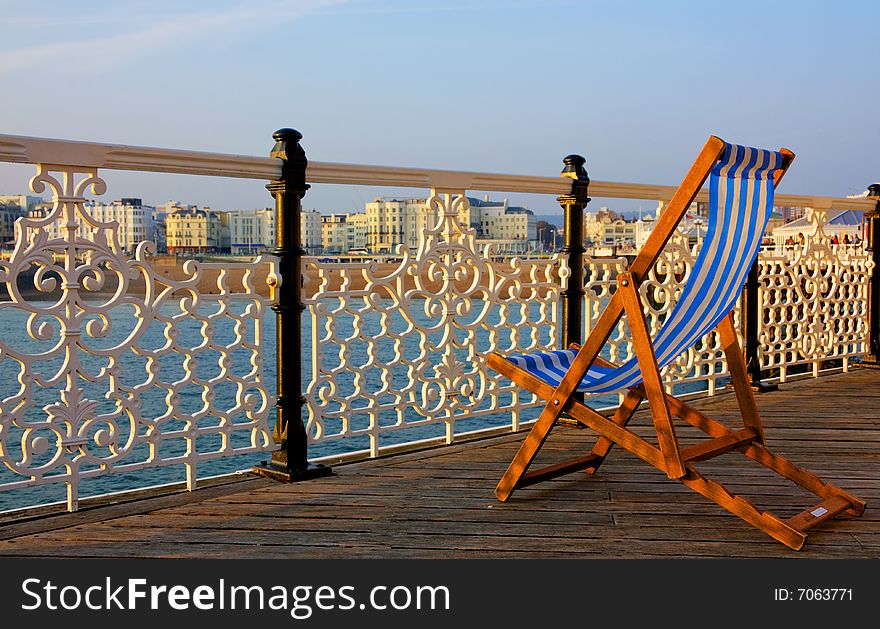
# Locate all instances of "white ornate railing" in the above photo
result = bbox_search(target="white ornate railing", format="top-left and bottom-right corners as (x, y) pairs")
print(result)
(758, 209), (873, 379)
(0, 136), (280, 511)
(303, 197), (874, 462)
(304, 193), (564, 457)
(0, 132), (875, 507)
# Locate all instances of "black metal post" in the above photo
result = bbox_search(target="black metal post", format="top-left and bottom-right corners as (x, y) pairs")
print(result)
(742, 258), (776, 392)
(557, 155), (590, 349)
(254, 128), (331, 482)
(863, 183), (880, 366)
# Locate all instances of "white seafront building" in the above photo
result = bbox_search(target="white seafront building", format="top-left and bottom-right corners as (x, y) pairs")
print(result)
(364, 197), (431, 253)
(86, 198), (157, 253)
(225, 207), (275, 255)
(22, 197), (157, 254)
(321, 212), (369, 255)
(360, 195), (537, 255)
(301, 209), (322, 255)
(470, 196), (537, 253)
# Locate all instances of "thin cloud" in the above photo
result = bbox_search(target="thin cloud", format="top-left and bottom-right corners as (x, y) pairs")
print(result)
(0, 0), (347, 75)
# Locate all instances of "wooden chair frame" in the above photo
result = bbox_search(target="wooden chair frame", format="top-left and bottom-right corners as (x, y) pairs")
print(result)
(487, 136), (865, 550)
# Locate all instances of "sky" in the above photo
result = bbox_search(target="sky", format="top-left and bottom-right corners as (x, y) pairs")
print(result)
(1, 0), (878, 217)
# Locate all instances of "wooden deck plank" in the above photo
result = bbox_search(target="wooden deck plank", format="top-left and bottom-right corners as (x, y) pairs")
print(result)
(0, 528), (869, 559)
(0, 524), (860, 557)
(0, 369), (876, 558)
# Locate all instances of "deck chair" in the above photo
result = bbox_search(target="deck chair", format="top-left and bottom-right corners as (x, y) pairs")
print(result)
(487, 136), (865, 550)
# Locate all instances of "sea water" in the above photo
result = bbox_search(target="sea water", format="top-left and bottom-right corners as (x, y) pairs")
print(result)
(0, 299), (708, 512)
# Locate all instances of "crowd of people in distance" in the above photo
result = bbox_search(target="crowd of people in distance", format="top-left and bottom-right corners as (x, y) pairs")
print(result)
(781, 232), (860, 248)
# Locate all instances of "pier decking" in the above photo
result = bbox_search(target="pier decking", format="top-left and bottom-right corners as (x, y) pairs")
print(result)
(0, 369), (877, 559)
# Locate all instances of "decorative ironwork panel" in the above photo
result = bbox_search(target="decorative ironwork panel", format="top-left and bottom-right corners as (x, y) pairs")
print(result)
(0, 165), (278, 511)
(304, 192), (563, 457)
(757, 208), (872, 379)
(305, 198), (869, 461)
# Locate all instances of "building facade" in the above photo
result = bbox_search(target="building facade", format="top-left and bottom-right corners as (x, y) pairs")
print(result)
(83, 198), (157, 253)
(166, 207), (229, 255)
(778, 206), (806, 223)
(301, 209), (322, 255)
(469, 196), (536, 252)
(226, 208), (275, 255)
(0, 203), (22, 249)
(364, 198), (429, 253)
(321, 213), (348, 254)
(0, 195), (44, 215)
(363, 196), (536, 254)
(15, 197), (156, 253)
(600, 217), (654, 249)
(1, 195), (44, 248)
(321, 212), (369, 255)
(583, 212), (604, 244)
(586, 205), (657, 253)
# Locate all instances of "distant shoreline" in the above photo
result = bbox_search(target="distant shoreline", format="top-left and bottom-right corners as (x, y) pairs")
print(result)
(1, 254), (567, 302)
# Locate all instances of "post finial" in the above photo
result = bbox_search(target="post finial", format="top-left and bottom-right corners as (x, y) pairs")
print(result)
(560, 154), (590, 207)
(273, 127), (303, 142)
(270, 128), (307, 190)
(271, 128), (304, 159)
(562, 154), (589, 183)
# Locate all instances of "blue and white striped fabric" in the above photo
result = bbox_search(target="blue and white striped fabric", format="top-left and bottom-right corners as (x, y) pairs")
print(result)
(507, 142), (784, 393)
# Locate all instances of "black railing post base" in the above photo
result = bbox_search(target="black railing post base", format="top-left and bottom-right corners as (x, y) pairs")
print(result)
(722, 380), (778, 395)
(253, 461), (332, 483)
(749, 381), (778, 393)
(741, 259), (776, 393)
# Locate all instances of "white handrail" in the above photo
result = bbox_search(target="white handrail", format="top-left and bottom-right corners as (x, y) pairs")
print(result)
(0, 132), (873, 209)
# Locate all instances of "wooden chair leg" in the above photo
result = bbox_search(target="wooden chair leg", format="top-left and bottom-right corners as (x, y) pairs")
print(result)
(584, 388), (643, 474)
(489, 354), (655, 496)
(717, 312), (766, 442)
(618, 273), (685, 478)
(562, 344), (644, 475)
(495, 405), (561, 502)
(681, 465), (808, 550)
